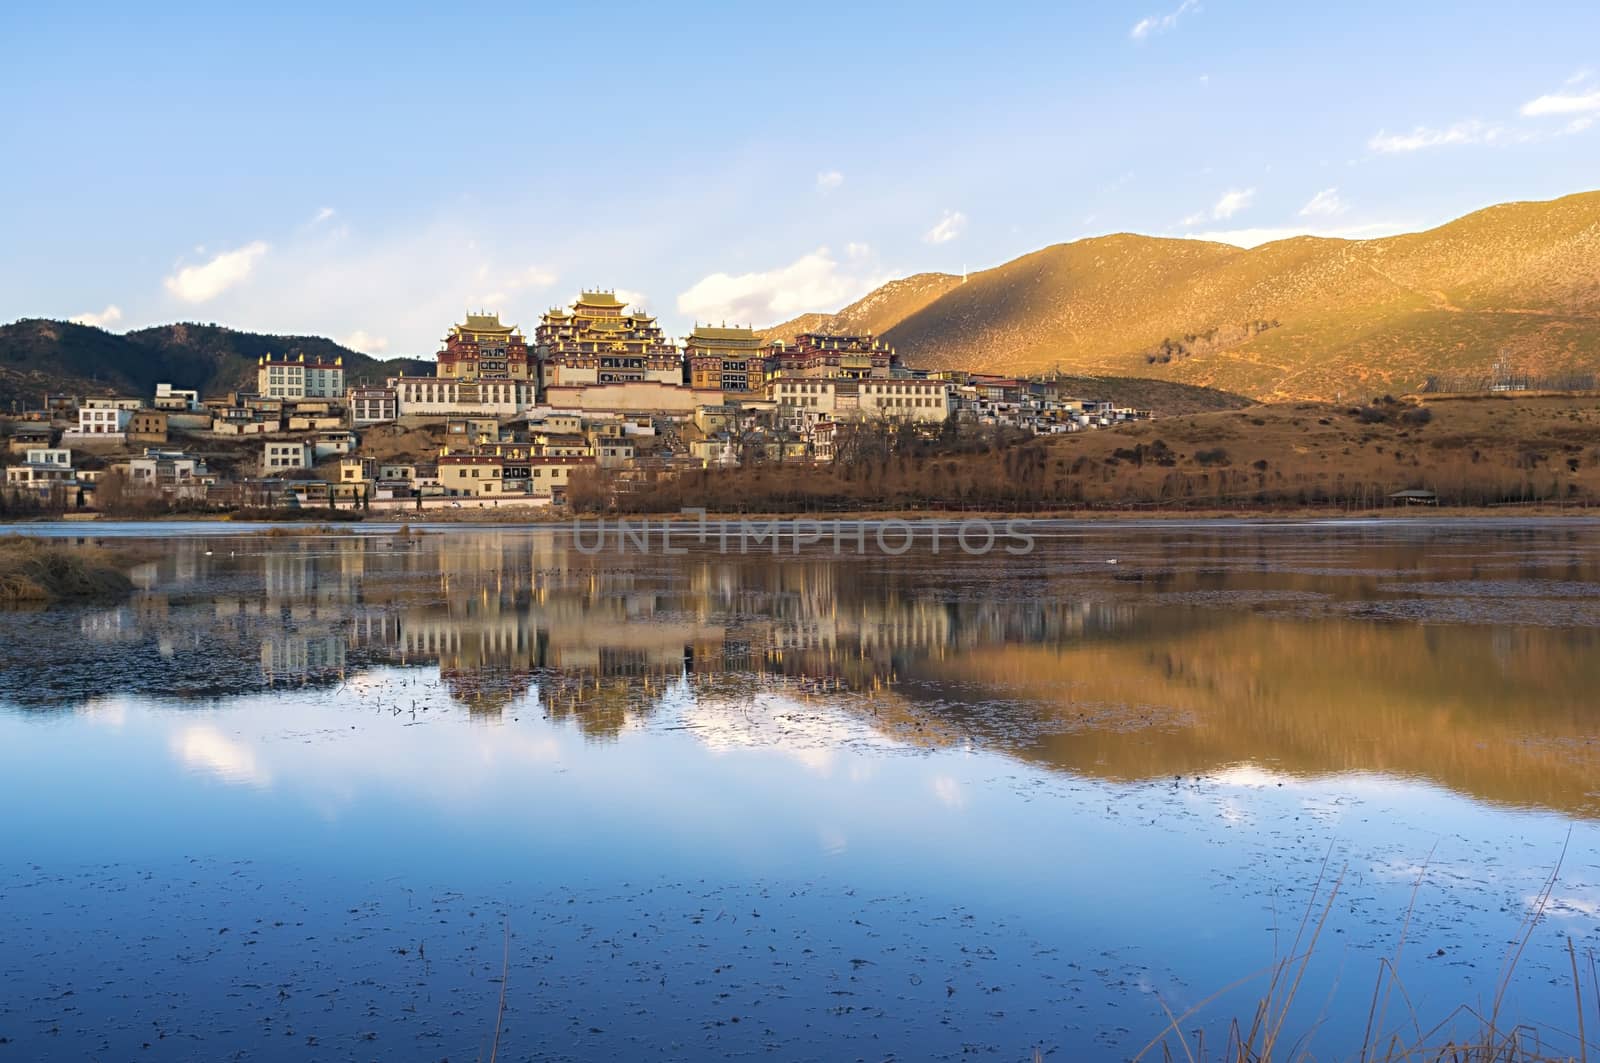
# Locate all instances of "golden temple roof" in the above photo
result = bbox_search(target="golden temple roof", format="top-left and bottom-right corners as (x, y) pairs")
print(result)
(451, 311), (518, 336)
(687, 325), (758, 345)
(576, 291), (625, 308)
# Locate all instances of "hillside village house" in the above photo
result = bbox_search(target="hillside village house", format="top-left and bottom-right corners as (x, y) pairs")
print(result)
(438, 454), (505, 497)
(7, 424), (54, 454)
(525, 455), (592, 498)
(596, 439), (635, 467)
(258, 353), (346, 400)
(349, 386), (397, 425)
(71, 406), (133, 438)
(339, 457), (376, 484)
(123, 449), (208, 499)
(153, 383), (202, 411)
(128, 409), (169, 444)
(4, 448), (74, 488)
(313, 430), (357, 460)
(262, 441), (311, 472)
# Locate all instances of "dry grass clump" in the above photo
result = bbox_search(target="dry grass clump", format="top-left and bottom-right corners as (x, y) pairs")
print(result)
(0, 536), (134, 603)
(1139, 843), (1597, 1062)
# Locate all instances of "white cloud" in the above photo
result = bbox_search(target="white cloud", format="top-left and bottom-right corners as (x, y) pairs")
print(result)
(845, 241), (871, 259)
(1566, 115), (1596, 135)
(1211, 188), (1255, 220)
(615, 288), (650, 311)
(1568, 69), (1594, 86)
(1180, 211), (1208, 227)
(1130, 0), (1198, 40)
(509, 265), (558, 289)
(1181, 219), (1418, 248)
(1520, 89), (1600, 117)
(71, 304), (123, 329)
(311, 206), (336, 225)
(1367, 120), (1502, 153)
(923, 209), (967, 245)
(163, 241), (269, 303)
(339, 329), (389, 354)
(1298, 187), (1346, 217)
(816, 169), (844, 191)
(677, 247), (885, 325)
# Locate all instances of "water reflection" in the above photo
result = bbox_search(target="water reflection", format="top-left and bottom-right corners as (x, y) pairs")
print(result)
(4, 524), (1600, 816)
(4, 523), (1600, 1060)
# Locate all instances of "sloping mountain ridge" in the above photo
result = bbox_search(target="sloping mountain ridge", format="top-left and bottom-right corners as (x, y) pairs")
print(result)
(0, 319), (429, 408)
(759, 272), (964, 345)
(777, 191), (1600, 400)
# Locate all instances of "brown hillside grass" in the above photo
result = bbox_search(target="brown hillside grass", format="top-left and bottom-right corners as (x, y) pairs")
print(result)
(759, 272), (962, 344)
(813, 191), (1600, 401)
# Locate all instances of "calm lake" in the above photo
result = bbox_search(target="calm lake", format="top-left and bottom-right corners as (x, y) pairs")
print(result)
(2, 520), (1598, 1061)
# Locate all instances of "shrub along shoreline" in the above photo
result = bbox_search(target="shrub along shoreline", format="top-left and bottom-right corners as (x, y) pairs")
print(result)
(0, 537), (135, 603)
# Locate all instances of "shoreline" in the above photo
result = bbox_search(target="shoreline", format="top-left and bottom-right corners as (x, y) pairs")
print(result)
(5, 504), (1600, 533)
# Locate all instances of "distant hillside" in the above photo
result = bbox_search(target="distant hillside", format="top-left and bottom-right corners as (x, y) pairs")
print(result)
(759, 272), (963, 344)
(773, 191), (1600, 401)
(0, 319), (430, 408)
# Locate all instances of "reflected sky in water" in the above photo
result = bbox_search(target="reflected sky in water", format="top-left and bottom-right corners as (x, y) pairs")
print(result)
(1, 522), (1598, 1060)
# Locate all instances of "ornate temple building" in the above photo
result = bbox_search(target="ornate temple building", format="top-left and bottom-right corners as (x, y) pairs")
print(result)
(535, 291), (683, 389)
(436, 313), (532, 383)
(684, 324), (764, 394)
(765, 333), (897, 380)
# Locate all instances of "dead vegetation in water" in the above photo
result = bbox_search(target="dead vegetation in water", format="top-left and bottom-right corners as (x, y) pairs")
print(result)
(1138, 842), (1598, 1062)
(258, 523), (359, 538)
(0, 537), (135, 603)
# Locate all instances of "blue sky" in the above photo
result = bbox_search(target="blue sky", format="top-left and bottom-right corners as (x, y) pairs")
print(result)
(3, 0), (1598, 357)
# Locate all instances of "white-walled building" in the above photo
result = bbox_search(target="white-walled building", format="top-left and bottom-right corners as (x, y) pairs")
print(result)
(259, 354), (346, 400)
(70, 406), (133, 438)
(855, 379), (952, 421)
(767, 377), (951, 423)
(390, 377), (536, 417)
(262, 441), (312, 472)
(4, 448), (75, 487)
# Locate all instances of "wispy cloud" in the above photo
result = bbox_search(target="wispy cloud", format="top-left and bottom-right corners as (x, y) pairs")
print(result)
(70, 304), (123, 329)
(164, 241), (269, 303)
(1520, 88), (1600, 117)
(1367, 119), (1502, 153)
(922, 209), (967, 245)
(1130, 0), (1199, 40)
(339, 329), (388, 354)
(1298, 187), (1347, 217)
(677, 246), (887, 325)
(1211, 188), (1256, 220)
(509, 265), (558, 289)
(815, 170), (844, 192)
(311, 206), (336, 225)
